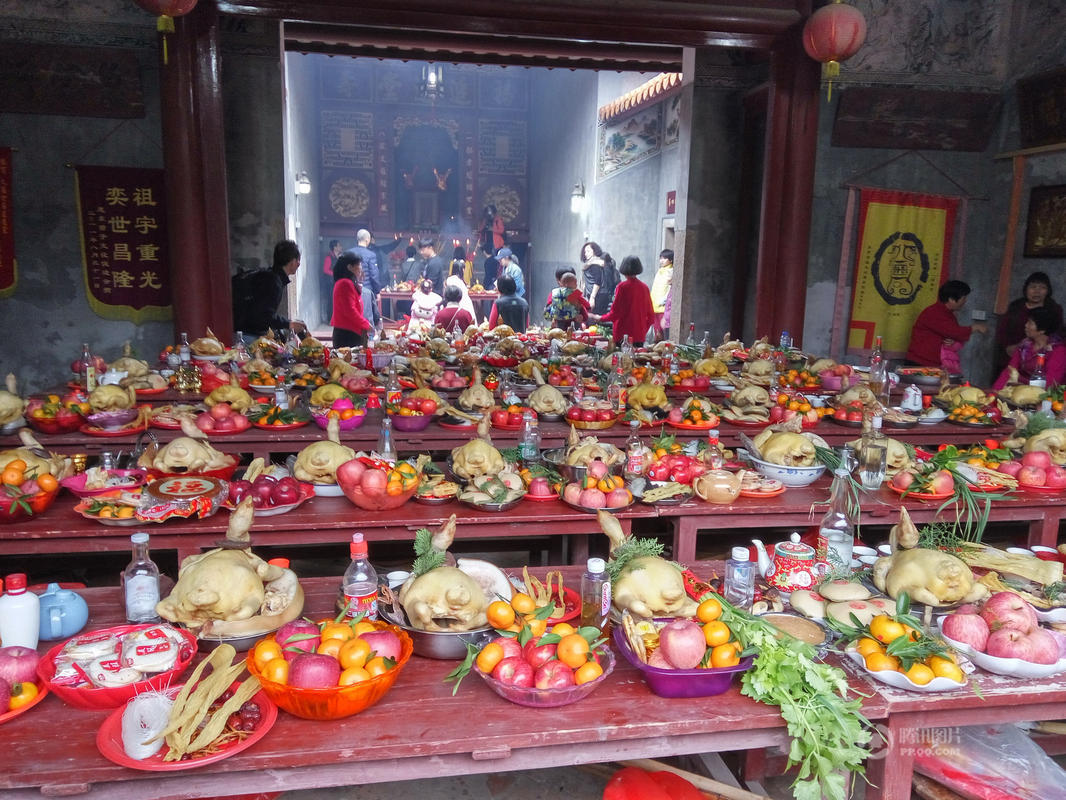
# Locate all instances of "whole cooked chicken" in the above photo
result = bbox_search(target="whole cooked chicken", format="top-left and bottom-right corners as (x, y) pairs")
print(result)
(872, 547), (988, 608)
(0, 430), (72, 478)
(752, 430), (827, 466)
(741, 358), (774, 384)
(88, 384), (137, 412)
(0, 373), (25, 425)
(190, 327), (225, 356)
(694, 357), (728, 377)
(156, 496), (304, 635)
(564, 426), (624, 466)
(729, 384), (770, 410)
(109, 341), (150, 378)
(139, 419), (236, 473)
(204, 374), (253, 412)
(846, 435), (912, 475)
(1024, 428), (1066, 465)
(528, 384), (566, 415)
(627, 379), (668, 411)
(292, 416), (355, 483)
(450, 416), (505, 479)
(457, 364), (494, 412)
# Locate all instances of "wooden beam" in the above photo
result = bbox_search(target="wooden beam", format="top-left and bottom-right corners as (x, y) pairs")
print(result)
(994, 141), (1066, 159)
(994, 155), (1027, 315)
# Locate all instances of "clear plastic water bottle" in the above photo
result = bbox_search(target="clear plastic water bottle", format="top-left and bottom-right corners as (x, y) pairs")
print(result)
(178, 332), (191, 364)
(580, 557), (610, 631)
(123, 533), (161, 623)
(779, 330), (792, 351)
(377, 415), (397, 462)
(342, 532), (379, 620)
(724, 546), (755, 611)
(518, 411), (539, 462)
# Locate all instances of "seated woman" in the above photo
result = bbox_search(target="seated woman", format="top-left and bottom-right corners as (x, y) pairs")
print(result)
(434, 285), (475, 333)
(408, 279), (442, 336)
(994, 271), (1063, 375)
(992, 306), (1066, 389)
(488, 276), (529, 332)
(330, 254), (373, 348)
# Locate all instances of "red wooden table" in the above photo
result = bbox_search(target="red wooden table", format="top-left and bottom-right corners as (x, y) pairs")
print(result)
(0, 575), (864, 800)
(0, 494), (655, 564)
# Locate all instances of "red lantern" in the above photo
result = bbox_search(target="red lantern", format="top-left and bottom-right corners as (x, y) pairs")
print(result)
(132, 0), (198, 64)
(802, 0), (867, 100)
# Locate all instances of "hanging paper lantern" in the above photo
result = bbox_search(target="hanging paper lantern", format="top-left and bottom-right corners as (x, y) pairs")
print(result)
(132, 0), (199, 63)
(802, 0), (867, 100)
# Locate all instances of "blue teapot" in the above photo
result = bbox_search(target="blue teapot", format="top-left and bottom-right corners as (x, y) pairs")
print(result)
(38, 583), (89, 641)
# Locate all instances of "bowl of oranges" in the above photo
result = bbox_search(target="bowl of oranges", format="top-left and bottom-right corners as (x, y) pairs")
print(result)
(0, 461), (60, 524)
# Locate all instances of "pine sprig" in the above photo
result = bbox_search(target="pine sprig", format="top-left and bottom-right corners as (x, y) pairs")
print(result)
(411, 528), (445, 576)
(605, 537), (669, 583)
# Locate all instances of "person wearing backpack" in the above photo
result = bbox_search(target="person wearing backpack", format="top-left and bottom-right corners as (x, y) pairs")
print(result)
(544, 271), (590, 329)
(591, 255), (656, 346)
(580, 241), (616, 315)
(233, 240), (306, 340)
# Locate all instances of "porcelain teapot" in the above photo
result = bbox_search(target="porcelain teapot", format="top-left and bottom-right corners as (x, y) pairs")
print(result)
(38, 583), (89, 641)
(692, 469), (745, 504)
(751, 533), (819, 594)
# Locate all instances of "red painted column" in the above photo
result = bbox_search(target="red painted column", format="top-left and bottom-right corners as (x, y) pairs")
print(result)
(753, 28), (820, 348)
(159, 4), (232, 339)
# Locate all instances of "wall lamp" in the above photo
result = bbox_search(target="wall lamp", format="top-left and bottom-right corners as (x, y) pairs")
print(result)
(570, 181), (586, 214)
(295, 171), (312, 195)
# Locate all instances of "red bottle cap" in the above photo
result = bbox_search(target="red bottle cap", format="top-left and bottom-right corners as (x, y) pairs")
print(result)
(267, 558), (290, 569)
(5, 573), (27, 594)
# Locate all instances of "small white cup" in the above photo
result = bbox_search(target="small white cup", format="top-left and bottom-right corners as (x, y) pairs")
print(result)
(386, 570), (412, 589)
(877, 544), (893, 556)
(852, 546), (878, 558)
(858, 555), (879, 566)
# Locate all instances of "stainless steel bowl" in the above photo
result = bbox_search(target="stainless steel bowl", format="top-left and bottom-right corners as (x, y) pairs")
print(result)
(378, 606), (492, 659)
(543, 447), (621, 484)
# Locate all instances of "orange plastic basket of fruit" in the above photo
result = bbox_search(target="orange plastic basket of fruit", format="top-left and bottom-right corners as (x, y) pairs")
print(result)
(246, 622), (413, 720)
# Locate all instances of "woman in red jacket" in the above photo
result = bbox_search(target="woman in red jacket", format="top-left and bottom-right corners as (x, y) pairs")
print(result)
(330, 254), (374, 348)
(592, 256), (656, 345)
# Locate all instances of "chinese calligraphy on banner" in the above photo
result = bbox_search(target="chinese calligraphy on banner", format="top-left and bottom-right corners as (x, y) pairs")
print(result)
(847, 189), (959, 357)
(75, 165), (171, 322)
(0, 147), (14, 298)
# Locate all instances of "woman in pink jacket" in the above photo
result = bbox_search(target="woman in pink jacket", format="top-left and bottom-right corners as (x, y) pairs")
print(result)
(331, 254), (374, 347)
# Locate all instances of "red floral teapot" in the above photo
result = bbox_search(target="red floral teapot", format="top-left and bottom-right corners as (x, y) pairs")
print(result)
(751, 533), (819, 594)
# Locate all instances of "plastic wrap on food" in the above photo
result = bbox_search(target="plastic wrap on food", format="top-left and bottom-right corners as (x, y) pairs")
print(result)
(88, 655), (144, 687)
(120, 625), (181, 673)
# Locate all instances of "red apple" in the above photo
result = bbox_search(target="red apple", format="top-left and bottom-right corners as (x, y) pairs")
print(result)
(209, 402), (233, 419)
(579, 408), (597, 422)
(1044, 465), (1066, 488)
(562, 483), (583, 504)
(890, 471), (915, 491)
(418, 398), (438, 415)
(606, 487), (631, 507)
(928, 469), (954, 495)
(941, 612), (990, 652)
(492, 656), (534, 687)
(1022, 451), (1052, 470)
(769, 405), (786, 423)
(490, 409), (510, 427)
(595, 409), (615, 422)
(523, 636), (558, 669)
(528, 477), (554, 497)
(588, 460), (609, 480)
(548, 373), (563, 386)
(566, 407), (582, 420)
(1025, 628), (1062, 665)
(578, 488), (607, 508)
(667, 408), (684, 423)
(997, 460), (1024, 478)
(981, 591), (1037, 634)
(985, 628), (1033, 661)
(195, 412), (216, 431)
(1018, 466), (1047, 487)
(492, 636), (523, 661)
(534, 660), (576, 689)
(336, 458), (367, 489)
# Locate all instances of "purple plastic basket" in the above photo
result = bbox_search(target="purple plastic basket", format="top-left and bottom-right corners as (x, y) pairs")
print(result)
(612, 625), (753, 698)
(389, 413), (432, 432)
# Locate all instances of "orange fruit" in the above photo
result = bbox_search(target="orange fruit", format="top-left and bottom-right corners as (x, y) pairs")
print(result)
(116, 506), (135, 518)
(365, 656), (391, 677)
(352, 620), (377, 636)
(574, 660), (603, 685)
(903, 662), (935, 686)
(262, 657), (289, 684)
(5, 459), (26, 473)
(386, 480), (404, 496)
(475, 641), (506, 674)
(550, 622), (576, 637)
(864, 652), (900, 672)
(525, 616), (548, 638)
(252, 639), (284, 671)
(316, 638), (344, 658)
(1, 467), (23, 486)
(928, 656), (964, 683)
(702, 620), (731, 648)
(320, 622), (355, 642)
(338, 666), (371, 686)
(854, 637), (884, 657)
(710, 642), (741, 668)
(696, 597), (722, 623)
(486, 600), (516, 629)
(36, 473), (58, 492)
(869, 615), (906, 645)
(510, 593), (536, 615)
(556, 633), (591, 668)
(338, 637), (372, 669)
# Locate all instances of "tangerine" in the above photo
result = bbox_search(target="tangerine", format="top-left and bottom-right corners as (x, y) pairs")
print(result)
(352, 620), (378, 636)
(475, 641), (506, 674)
(869, 615), (906, 645)
(903, 662), (935, 686)
(864, 652), (900, 672)
(316, 638), (344, 659)
(510, 593), (536, 615)
(556, 633), (591, 669)
(574, 661), (604, 685)
(261, 657), (289, 684)
(696, 597), (723, 623)
(252, 639), (284, 671)
(1, 467), (23, 486)
(551, 622), (576, 637)
(702, 620), (731, 648)
(339, 666), (371, 686)
(710, 642), (741, 668)
(525, 616), (548, 638)
(365, 656), (391, 677)
(320, 622), (355, 642)
(854, 637), (884, 657)
(486, 600), (517, 629)
(928, 656), (964, 683)
(338, 637), (372, 669)
(36, 473), (58, 492)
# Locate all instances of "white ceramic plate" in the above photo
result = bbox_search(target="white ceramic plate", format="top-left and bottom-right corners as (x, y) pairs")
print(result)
(1035, 607), (1066, 624)
(845, 649), (968, 693)
(312, 482), (345, 497)
(937, 620), (1066, 678)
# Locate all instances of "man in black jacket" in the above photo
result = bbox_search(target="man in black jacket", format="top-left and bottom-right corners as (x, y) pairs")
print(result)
(237, 240), (307, 338)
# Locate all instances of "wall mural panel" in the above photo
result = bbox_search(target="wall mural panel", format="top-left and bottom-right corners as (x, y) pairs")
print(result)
(321, 171), (372, 223)
(843, 0), (1008, 86)
(478, 73), (528, 110)
(478, 119), (527, 175)
(597, 104), (662, 180)
(664, 94), (681, 146)
(319, 61), (374, 102)
(321, 109), (374, 169)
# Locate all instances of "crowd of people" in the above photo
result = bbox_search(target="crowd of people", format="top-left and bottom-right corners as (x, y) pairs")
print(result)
(904, 271), (1064, 389)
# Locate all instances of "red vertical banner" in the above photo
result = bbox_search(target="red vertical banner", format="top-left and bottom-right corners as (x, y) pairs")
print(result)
(0, 147), (14, 298)
(75, 165), (172, 322)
